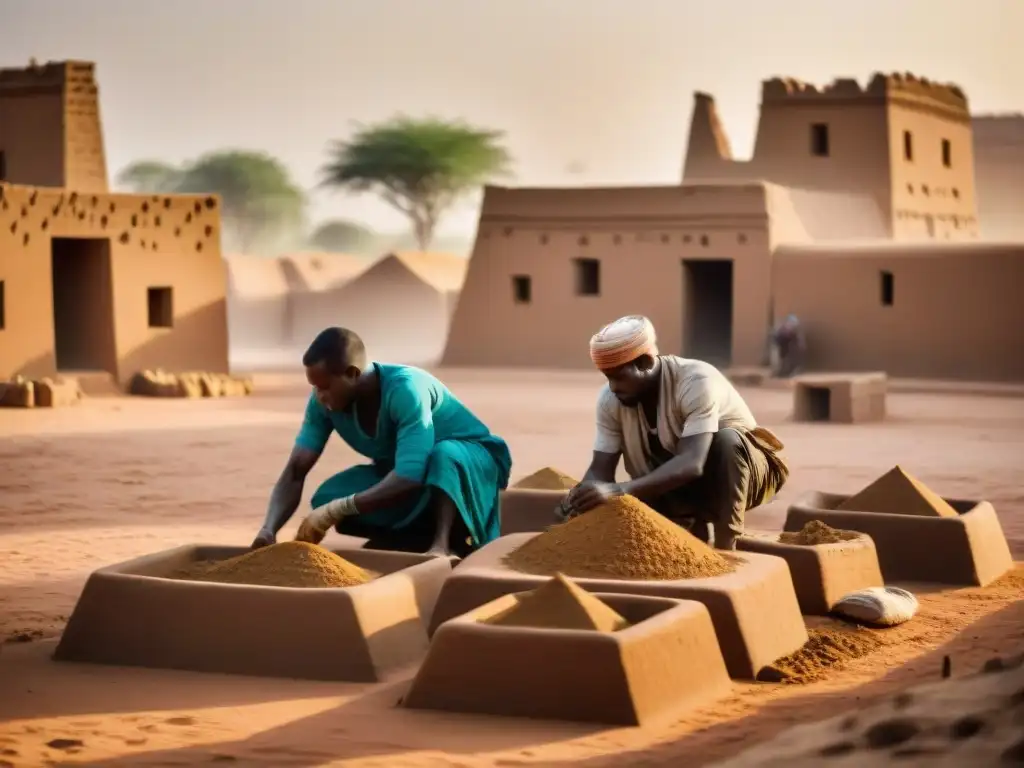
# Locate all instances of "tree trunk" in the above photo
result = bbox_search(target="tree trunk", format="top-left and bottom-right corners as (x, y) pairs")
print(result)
(412, 214), (435, 251)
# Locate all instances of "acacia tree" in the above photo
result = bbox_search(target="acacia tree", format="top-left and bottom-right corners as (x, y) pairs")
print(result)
(320, 117), (512, 250)
(116, 151), (307, 254)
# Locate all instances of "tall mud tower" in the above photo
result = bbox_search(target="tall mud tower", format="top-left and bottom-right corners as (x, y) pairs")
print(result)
(683, 73), (979, 240)
(0, 59), (109, 192)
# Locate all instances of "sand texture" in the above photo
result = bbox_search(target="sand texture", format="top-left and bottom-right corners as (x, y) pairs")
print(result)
(779, 520), (862, 545)
(504, 495), (734, 580)
(0, 370), (1022, 767)
(758, 625), (889, 683)
(484, 573), (631, 631)
(171, 541), (373, 588)
(837, 465), (959, 518)
(513, 467), (580, 491)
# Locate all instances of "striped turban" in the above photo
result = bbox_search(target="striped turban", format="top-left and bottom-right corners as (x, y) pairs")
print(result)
(589, 315), (659, 370)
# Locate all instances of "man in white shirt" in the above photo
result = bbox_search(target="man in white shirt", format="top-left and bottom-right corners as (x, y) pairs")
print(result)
(562, 315), (789, 550)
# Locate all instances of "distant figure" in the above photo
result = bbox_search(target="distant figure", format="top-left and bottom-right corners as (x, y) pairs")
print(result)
(557, 316), (790, 551)
(251, 327), (512, 557)
(770, 314), (806, 378)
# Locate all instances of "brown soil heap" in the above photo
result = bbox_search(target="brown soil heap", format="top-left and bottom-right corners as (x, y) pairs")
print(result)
(779, 520), (861, 546)
(504, 495), (734, 581)
(760, 626), (887, 684)
(484, 573), (630, 632)
(513, 467), (580, 491)
(172, 542), (373, 588)
(837, 465), (958, 518)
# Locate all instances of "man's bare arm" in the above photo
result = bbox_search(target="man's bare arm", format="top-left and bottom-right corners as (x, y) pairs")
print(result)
(581, 451), (620, 484)
(620, 432), (713, 501)
(261, 446), (321, 534)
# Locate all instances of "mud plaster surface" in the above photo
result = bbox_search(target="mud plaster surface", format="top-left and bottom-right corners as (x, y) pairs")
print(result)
(1, 370), (1023, 767)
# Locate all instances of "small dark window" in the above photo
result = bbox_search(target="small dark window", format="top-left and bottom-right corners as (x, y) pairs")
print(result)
(810, 123), (830, 157)
(942, 139), (952, 168)
(574, 258), (600, 296)
(880, 271), (894, 306)
(952, 187), (959, 199)
(903, 130), (913, 161)
(147, 286), (173, 328)
(0, 150), (6, 182)
(0, 280), (5, 329)
(511, 275), (532, 304)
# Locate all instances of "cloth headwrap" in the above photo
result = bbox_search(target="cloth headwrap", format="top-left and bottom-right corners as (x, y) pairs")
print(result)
(589, 315), (659, 370)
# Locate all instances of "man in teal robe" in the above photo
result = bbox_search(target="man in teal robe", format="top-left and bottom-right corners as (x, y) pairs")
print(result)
(251, 327), (512, 557)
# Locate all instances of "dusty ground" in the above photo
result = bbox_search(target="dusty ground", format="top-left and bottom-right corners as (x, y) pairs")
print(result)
(0, 368), (1022, 767)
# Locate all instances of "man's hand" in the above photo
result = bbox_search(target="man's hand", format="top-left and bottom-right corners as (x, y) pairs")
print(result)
(567, 481), (625, 514)
(293, 496), (359, 545)
(250, 527), (276, 549)
(295, 513), (330, 545)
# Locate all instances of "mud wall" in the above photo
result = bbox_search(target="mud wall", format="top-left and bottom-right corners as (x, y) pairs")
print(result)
(0, 182), (228, 382)
(0, 60), (108, 192)
(442, 183), (774, 369)
(772, 243), (1024, 382)
(683, 73), (979, 242)
(973, 115), (1024, 240)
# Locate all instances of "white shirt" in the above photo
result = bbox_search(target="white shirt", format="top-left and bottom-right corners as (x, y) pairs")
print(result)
(593, 357), (756, 472)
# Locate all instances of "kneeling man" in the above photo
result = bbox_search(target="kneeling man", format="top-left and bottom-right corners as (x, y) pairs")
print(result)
(252, 327), (512, 557)
(562, 316), (789, 550)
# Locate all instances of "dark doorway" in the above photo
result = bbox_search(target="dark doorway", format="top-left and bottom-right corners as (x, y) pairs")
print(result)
(51, 237), (117, 372)
(682, 258), (733, 366)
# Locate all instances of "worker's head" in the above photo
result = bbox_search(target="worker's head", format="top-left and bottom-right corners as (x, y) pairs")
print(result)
(589, 316), (660, 406)
(302, 327), (367, 411)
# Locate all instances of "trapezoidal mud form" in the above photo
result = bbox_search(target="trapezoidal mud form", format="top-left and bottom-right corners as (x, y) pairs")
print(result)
(428, 533), (808, 680)
(785, 492), (1013, 586)
(498, 488), (565, 535)
(737, 532), (884, 615)
(54, 545), (453, 682)
(403, 589), (732, 726)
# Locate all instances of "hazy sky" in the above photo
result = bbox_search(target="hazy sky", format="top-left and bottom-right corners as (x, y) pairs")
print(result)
(1, 0), (1019, 238)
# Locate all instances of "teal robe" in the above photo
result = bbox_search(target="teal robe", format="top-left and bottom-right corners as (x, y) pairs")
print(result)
(295, 363), (511, 547)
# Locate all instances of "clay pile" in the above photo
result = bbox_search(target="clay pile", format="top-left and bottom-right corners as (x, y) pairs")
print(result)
(780, 520), (861, 546)
(758, 626), (887, 684)
(504, 495), (734, 581)
(837, 466), (958, 518)
(0, 375), (82, 408)
(484, 573), (630, 632)
(172, 541), (373, 588)
(129, 369), (255, 398)
(512, 467), (580, 491)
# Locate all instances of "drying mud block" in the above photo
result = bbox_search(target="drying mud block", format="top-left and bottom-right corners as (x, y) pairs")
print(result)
(785, 491), (1013, 586)
(0, 379), (35, 407)
(404, 589), (732, 726)
(499, 488), (566, 535)
(792, 372), (887, 424)
(737, 529), (884, 615)
(429, 533), (808, 679)
(55, 545), (453, 682)
(128, 370), (254, 398)
(33, 377), (83, 408)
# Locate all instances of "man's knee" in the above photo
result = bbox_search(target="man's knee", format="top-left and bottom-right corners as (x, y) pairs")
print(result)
(707, 428), (746, 467)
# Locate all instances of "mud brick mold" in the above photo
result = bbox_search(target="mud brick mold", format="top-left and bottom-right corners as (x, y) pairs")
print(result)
(499, 489), (564, 535)
(404, 591), (732, 725)
(429, 534), (808, 679)
(785, 492), (1013, 586)
(792, 372), (887, 424)
(55, 546), (453, 681)
(737, 533), (884, 615)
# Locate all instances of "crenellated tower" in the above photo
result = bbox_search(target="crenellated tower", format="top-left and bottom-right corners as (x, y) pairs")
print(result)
(0, 59), (109, 192)
(683, 72), (979, 240)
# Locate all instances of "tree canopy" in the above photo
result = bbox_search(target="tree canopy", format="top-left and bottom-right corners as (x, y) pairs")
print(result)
(116, 150), (307, 254)
(320, 116), (512, 250)
(307, 219), (377, 254)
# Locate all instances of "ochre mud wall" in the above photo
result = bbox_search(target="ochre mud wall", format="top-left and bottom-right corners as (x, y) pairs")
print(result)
(0, 182), (228, 382)
(683, 73), (980, 242)
(972, 114), (1024, 240)
(772, 242), (1024, 382)
(443, 183), (775, 370)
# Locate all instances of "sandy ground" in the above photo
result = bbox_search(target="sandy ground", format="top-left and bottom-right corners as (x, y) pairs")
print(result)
(0, 368), (1022, 767)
